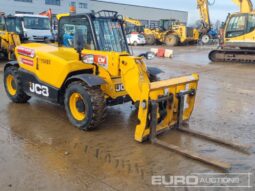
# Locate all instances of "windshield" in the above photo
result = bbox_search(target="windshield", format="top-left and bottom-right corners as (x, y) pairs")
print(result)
(6, 17), (23, 34)
(93, 18), (129, 53)
(226, 15), (246, 38)
(23, 17), (50, 30)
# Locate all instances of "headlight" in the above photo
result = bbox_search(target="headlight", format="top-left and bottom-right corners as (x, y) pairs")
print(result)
(82, 54), (94, 64)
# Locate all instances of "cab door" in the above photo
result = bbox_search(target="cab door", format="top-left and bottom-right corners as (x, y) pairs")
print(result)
(224, 14), (247, 47)
(241, 14), (255, 47)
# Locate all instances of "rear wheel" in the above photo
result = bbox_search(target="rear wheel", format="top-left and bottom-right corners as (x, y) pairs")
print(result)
(4, 66), (31, 103)
(164, 34), (179, 46)
(201, 34), (210, 45)
(145, 34), (156, 45)
(64, 81), (106, 131)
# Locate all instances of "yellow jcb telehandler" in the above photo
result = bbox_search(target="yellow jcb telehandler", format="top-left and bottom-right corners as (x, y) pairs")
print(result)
(3, 10), (249, 170)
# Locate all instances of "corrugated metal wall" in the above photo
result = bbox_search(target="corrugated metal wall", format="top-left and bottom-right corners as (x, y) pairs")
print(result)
(90, 0), (188, 24)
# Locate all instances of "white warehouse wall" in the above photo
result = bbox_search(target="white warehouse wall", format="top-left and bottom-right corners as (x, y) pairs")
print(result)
(0, 0), (90, 15)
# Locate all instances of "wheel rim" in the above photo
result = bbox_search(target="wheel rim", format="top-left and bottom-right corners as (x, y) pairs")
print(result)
(166, 36), (174, 45)
(69, 93), (86, 121)
(202, 35), (210, 44)
(6, 74), (17, 96)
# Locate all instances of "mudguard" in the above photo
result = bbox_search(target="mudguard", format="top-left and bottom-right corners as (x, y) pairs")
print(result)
(66, 74), (106, 87)
(147, 67), (163, 76)
(4, 61), (19, 71)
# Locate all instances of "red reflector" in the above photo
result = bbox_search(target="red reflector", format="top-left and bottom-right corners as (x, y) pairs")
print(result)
(17, 47), (35, 58)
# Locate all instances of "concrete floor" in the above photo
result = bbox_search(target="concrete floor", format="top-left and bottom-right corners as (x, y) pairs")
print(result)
(0, 45), (254, 191)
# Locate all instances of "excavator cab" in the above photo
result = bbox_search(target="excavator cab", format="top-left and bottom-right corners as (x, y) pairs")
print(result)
(159, 19), (176, 31)
(224, 13), (255, 47)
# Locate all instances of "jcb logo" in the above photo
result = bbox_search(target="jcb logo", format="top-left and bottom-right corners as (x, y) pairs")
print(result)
(115, 84), (125, 92)
(29, 82), (49, 97)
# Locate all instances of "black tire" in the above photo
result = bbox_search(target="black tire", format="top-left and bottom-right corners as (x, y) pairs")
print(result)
(133, 41), (138, 46)
(145, 34), (156, 45)
(64, 81), (106, 131)
(4, 66), (31, 103)
(164, 34), (179, 46)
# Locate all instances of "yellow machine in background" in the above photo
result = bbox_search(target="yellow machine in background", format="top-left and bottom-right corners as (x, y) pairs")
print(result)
(0, 13), (21, 60)
(123, 17), (145, 34)
(159, 20), (200, 46)
(144, 20), (199, 46)
(123, 17), (199, 46)
(209, 0), (255, 62)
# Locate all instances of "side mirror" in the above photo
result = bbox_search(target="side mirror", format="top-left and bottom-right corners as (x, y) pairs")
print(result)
(138, 52), (155, 60)
(74, 29), (85, 60)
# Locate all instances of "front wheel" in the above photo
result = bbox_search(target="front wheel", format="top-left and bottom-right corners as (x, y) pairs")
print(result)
(145, 34), (156, 45)
(164, 34), (179, 46)
(64, 81), (106, 131)
(4, 66), (31, 103)
(133, 41), (138, 46)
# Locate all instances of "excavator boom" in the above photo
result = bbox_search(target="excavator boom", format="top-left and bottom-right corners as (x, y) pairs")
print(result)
(232, 0), (253, 13)
(123, 17), (143, 26)
(197, 0), (211, 28)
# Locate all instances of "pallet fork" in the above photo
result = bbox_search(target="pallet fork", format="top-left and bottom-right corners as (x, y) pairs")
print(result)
(149, 89), (251, 171)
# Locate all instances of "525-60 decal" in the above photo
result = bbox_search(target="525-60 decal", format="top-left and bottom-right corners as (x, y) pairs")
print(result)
(29, 82), (49, 97)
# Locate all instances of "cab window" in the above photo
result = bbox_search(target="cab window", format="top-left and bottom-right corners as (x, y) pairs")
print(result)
(247, 15), (255, 33)
(59, 16), (95, 50)
(5, 17), (23, 34)
(226, 15), (246, 38)
(0, 16), (5, 30)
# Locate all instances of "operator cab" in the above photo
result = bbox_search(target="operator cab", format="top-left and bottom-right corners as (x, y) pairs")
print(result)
(0, 14), (25, 41)
(225, 13), (255, 47)
(58, 10), (130, 53)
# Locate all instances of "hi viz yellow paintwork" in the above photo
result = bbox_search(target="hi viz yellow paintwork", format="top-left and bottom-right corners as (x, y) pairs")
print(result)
(124, 17), (199, 45)
(6, 74), (17, 96)
(11, 10), (200, 142)
(145, 23), (199, 46)
(0, 31), (21, 60)
(197, 0), (211, 27)
(15, 42), (199, 142)
(223, 0), (255, 47)
(232, 0), (253, 13)
(69, 92), (86, 121)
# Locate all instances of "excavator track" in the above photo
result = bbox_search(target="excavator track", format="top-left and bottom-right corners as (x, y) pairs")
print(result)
(209, 49), (255, 63)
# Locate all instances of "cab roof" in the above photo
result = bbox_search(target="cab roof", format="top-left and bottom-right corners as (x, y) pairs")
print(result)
(15, 14), (49, 18)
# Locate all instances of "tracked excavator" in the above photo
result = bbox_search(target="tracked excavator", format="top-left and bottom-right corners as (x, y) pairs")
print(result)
(209, 0), (255, 62)
(4, 10), (250, 170)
